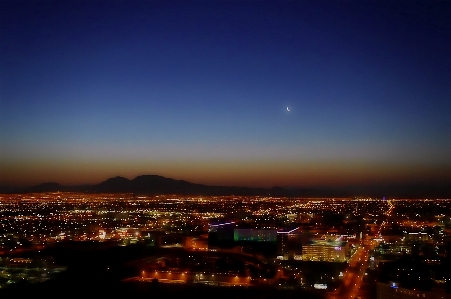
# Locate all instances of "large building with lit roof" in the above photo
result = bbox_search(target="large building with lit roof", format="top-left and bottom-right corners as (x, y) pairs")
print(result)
(301, 240), (349, 262)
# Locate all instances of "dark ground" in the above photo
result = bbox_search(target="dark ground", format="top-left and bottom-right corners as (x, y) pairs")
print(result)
(0, 279), (325, 299)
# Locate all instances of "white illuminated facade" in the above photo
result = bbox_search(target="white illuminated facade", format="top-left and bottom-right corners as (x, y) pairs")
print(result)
(301, 240), (349, 262)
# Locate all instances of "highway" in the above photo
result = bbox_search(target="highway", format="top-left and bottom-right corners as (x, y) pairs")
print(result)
(327, 200), (393, 299)
(327, 242), (370, 299)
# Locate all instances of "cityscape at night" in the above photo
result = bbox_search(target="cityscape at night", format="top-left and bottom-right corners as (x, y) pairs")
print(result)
(1, 0), (450, 298)
(0, 192), (450, 298)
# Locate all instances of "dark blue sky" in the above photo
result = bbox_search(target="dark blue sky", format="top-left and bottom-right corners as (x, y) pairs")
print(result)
(1, 0), (450, 187)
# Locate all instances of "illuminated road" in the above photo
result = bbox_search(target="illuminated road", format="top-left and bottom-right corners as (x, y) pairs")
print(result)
(328, 203), (392, 299)
(327, 244), (370, 299)
(327, 199), (393, 299)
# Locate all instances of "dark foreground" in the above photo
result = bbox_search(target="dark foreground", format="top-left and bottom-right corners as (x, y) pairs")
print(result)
(0, 279), (324, 299)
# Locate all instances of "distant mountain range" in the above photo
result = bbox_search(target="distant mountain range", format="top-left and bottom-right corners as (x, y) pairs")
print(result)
(22, 175), (291, 196)
(1, 174), (451, 198)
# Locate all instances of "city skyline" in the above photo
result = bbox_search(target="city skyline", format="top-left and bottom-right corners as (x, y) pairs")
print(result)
(1, 1), (450, 188)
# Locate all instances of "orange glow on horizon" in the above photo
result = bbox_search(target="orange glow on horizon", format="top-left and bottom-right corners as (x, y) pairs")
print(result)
(1, 156), (450, 188)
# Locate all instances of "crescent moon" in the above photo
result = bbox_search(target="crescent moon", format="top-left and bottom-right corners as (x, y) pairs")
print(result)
(287, 107), (290, 112)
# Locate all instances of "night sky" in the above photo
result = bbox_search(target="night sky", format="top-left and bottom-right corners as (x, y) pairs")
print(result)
(1, 1), (450, 188)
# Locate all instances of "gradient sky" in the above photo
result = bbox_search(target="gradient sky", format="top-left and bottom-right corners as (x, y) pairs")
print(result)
(1, 1), (450, 188)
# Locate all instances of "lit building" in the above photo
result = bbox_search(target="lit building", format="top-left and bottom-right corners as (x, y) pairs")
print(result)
(276, 227), (302, 260)
(301, 240), (349, 262)
(233, 229), (277, 243)
(208, 221), (236, 248)
(403, 232), (431, 242)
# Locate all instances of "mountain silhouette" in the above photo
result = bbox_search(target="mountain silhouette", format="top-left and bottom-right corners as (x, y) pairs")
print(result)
(91, 175), (268, 195)
(4, 174), (451, 198)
